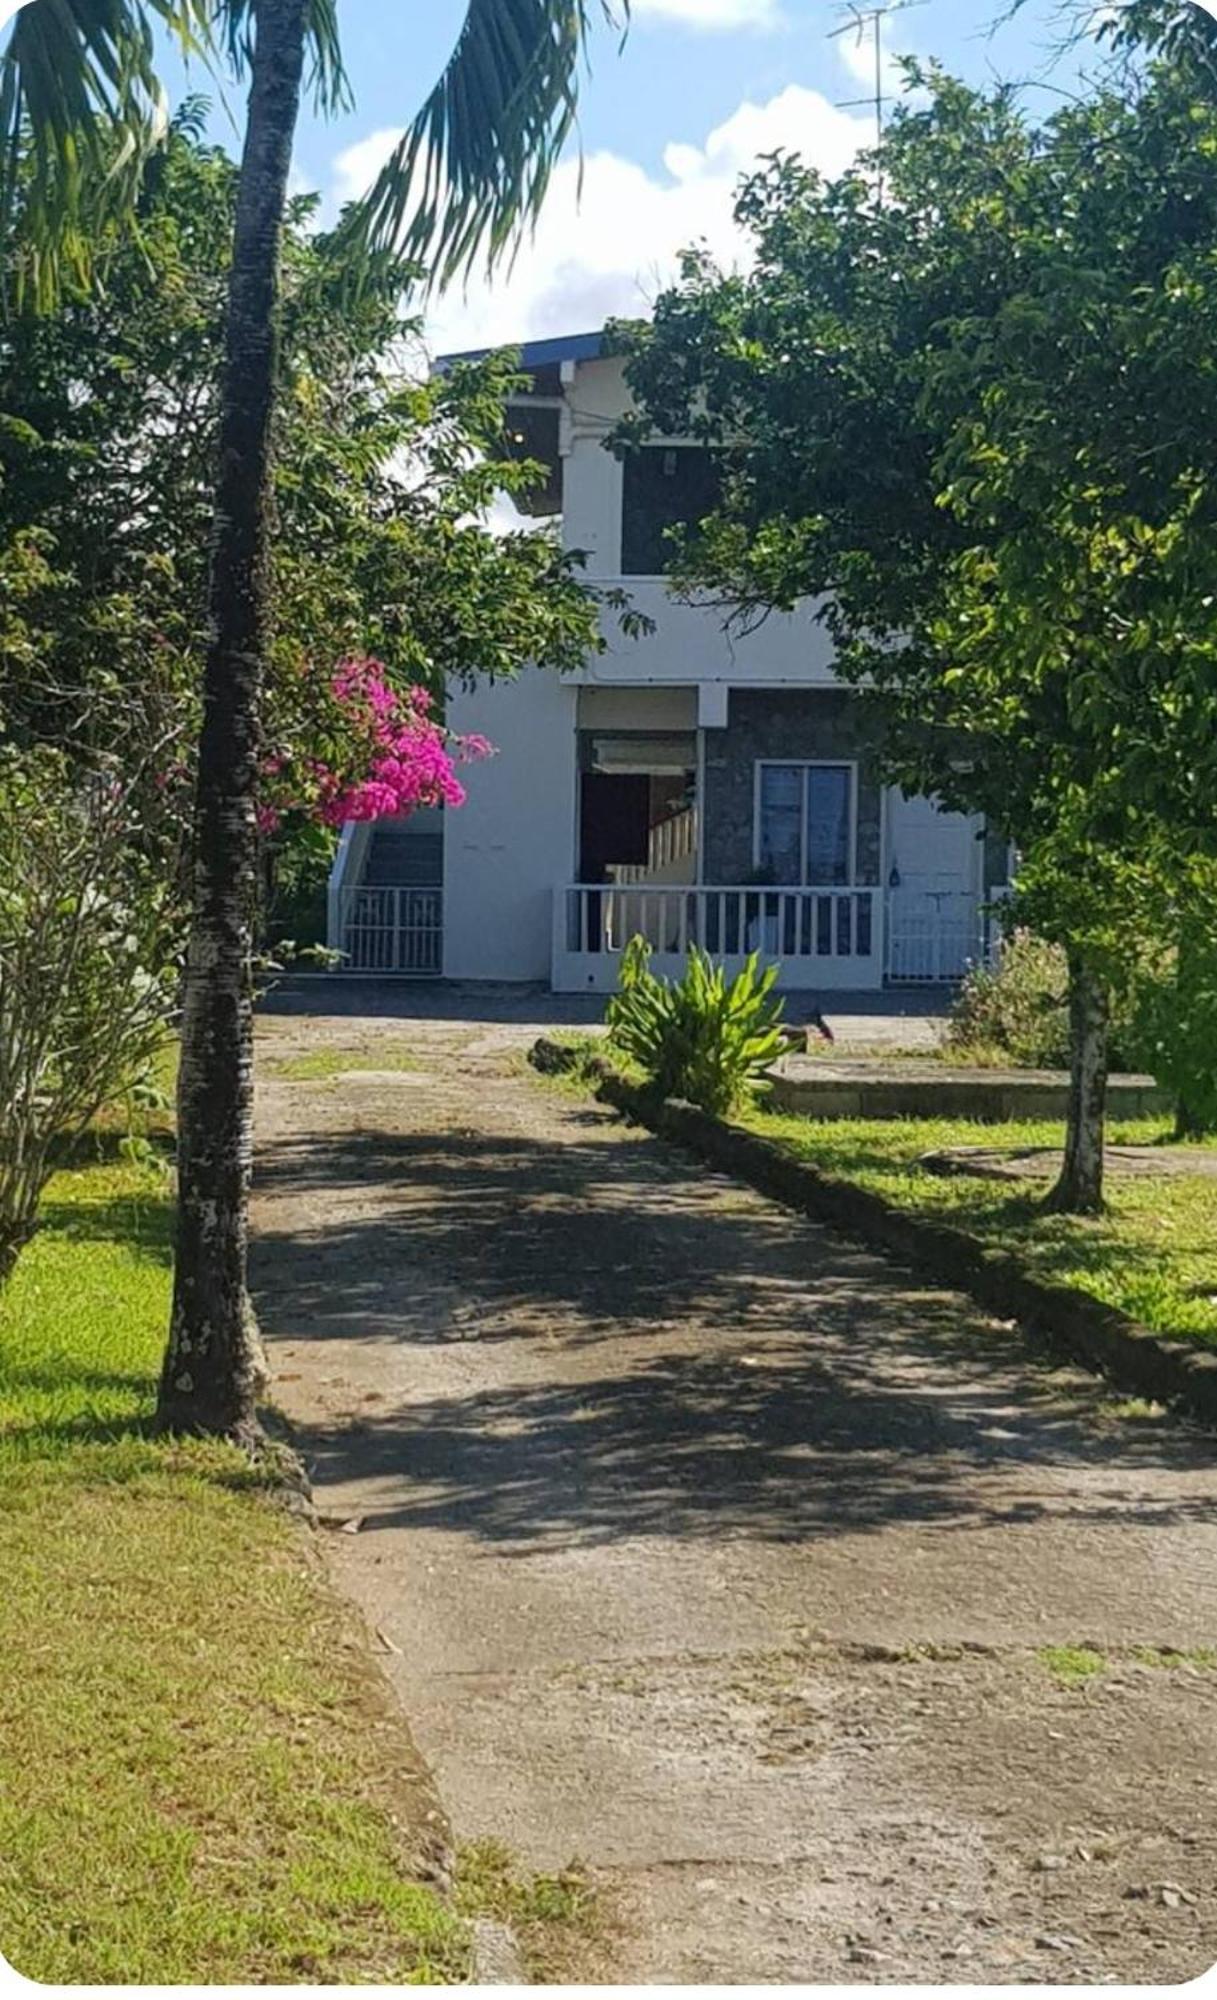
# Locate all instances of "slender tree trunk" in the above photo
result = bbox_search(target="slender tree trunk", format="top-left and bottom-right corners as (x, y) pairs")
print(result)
(156, 0), (306, 1442)
(1044, 951), (1109, 1217)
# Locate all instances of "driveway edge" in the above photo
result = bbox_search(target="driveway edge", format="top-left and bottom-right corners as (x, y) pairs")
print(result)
(530, 1040), (1217, 1427)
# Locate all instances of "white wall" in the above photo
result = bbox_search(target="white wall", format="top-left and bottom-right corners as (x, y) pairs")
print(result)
(561, 355), (630, 571)
(443, 669), (577, 982)
(559, 355), (839, 687)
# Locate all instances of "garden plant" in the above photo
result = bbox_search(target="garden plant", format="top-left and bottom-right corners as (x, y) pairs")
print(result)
(606, 936), (786, 1118)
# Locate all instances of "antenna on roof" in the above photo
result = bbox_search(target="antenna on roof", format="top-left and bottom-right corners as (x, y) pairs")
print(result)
(829, 0), (928, 148)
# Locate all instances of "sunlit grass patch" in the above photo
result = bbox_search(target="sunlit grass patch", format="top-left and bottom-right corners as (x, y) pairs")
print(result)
(1039, 1644), (1107, 1686)
(0, 1161), (169, 1462)
(267, 1041), (422, 1082)
(0, 1161), (463, 1983)
(1131, 1645), (1217, 1672)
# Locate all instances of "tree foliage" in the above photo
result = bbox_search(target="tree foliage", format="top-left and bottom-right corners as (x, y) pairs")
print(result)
(0, 121), (603, 759)
(0, 113), (609, 938)
(616, 51), (1217, 1194)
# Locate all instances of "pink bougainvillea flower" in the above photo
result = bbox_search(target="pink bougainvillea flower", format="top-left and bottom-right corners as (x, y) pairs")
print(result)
(256, 656), (494, 834)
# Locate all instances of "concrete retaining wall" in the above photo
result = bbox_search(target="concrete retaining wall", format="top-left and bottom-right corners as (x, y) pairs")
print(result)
(768, 1060), (1171, 1123)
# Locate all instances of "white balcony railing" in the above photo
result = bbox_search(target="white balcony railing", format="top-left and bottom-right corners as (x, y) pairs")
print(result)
(552, 883), (882, 993)
(337, 885), (443, 976)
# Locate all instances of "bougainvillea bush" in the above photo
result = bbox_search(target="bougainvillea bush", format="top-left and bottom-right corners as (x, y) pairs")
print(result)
(256, 655), (492, 835)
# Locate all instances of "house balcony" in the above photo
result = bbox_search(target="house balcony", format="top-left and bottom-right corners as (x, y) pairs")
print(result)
(552, 882), (1001, 994)
(575, 580), (840, 693)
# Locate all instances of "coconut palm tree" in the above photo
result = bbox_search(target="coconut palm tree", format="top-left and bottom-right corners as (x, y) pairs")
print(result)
(2, 0), (625, 1444)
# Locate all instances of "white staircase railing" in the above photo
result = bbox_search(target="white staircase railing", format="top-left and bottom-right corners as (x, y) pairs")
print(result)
(609, 807), (697, 887)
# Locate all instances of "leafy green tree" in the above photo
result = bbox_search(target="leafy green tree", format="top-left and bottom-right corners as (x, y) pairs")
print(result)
(618, 55), (1217, 1212)
(2, 1), (625, 1441)
(1, 121), (602, 765)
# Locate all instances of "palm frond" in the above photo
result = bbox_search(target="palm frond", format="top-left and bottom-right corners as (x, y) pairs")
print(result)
(0, 0), (213, 309)
(1, 0), (348, 313)
(343, 0), (628, 291)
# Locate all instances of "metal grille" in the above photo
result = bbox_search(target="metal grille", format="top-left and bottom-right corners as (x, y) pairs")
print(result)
(339, 886), (442, 975)
(885, 891), (981, 983)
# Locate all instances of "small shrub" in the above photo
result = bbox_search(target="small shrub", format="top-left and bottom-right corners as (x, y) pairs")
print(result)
(605, 936), (785, 1116)
(1126, 921), (1217, 1136)
(946, 930), (1071, 1067)
(949, 927), (1141, 1071)
(0, 747), (178, 1282)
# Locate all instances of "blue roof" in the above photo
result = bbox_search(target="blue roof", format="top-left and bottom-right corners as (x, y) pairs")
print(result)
(436, 329), (606, 371)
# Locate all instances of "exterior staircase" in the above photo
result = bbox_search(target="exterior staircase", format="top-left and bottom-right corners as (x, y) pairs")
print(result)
(609, 806), (697, 887)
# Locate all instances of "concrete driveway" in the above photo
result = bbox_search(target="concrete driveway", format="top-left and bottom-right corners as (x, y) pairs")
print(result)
(252, 1009), (1217, 1984)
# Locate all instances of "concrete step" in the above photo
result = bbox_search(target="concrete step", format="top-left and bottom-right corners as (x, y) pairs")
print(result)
(767, 1058), (1170, 1122)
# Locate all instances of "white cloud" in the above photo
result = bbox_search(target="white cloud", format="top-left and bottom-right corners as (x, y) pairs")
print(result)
(331, 126), (406, 210)
(331, 85), (872, 360)
(632, 0), (785, 29)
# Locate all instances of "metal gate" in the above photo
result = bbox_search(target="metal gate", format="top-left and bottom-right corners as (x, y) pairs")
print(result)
(885, 890), (982, 983)
(338, 885), (443, 975)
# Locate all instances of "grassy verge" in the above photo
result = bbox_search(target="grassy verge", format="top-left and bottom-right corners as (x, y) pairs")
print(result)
(457, 1840), (608, 1983)
(266, 1041), (423, 1082)
(0, 1159), (465, 1984)
(748, 1106), (1217, 1347)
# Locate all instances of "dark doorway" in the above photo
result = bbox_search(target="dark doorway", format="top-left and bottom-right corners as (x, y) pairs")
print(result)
(579, 773), (651, 885)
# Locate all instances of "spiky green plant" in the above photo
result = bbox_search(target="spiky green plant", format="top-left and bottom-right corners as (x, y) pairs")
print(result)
(606, 937), (785, 1117)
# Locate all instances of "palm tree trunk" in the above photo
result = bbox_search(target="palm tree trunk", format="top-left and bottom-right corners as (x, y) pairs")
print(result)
(1044, 950), (1109, 1217)
(156, 0), (305, 1442)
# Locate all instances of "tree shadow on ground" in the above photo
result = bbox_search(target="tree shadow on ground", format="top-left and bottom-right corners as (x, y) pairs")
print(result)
(252, 1115), (1217, 1554)
(296, 1353), (1217, 1553)
(253, 1123), (996, 1355)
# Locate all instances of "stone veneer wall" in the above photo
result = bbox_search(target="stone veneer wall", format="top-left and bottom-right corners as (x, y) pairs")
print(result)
(701, 689), (884, 886)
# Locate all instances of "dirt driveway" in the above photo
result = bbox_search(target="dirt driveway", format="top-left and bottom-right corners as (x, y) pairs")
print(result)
(252, 1010), (1217, 1984)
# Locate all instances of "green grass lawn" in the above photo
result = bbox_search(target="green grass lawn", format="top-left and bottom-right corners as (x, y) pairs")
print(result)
(749, 1107), (1217, 1346)
(0, 1157), (468, 1984)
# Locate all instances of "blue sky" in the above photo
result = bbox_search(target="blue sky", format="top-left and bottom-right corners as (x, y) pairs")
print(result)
(293, 0), (1086, 190)
(161, 0), (1095, 352)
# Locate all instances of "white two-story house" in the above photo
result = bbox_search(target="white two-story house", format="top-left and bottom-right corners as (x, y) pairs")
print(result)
(327, 330), (1010, 992)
